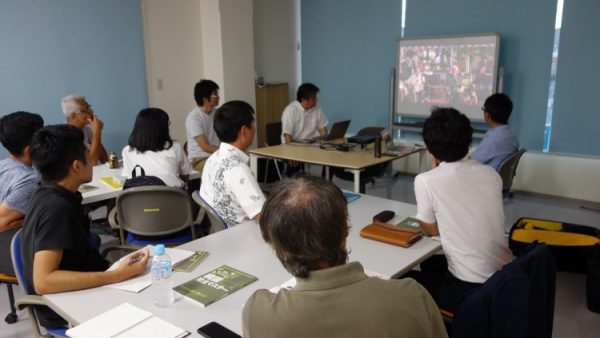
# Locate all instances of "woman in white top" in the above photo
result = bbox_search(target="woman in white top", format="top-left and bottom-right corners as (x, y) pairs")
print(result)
(122, 108), (192, 188)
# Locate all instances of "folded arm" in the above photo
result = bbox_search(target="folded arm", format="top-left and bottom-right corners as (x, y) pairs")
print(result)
(0, 203), (25, 232)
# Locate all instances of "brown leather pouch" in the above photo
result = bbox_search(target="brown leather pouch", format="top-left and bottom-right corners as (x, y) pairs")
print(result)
(360, 222), (423, 248)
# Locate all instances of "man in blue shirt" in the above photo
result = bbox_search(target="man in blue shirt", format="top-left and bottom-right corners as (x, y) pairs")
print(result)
(0, 111), (44, 232)
(471, 93), (519, 170)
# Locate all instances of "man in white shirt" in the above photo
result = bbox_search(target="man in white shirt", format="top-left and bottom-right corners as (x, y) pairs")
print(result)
(62, 94), (108, 164)
(200, 101), (265, 228)
(409, 107), (512, 312)
(186, 79), (221, 172)
(281, 83), (329, 176)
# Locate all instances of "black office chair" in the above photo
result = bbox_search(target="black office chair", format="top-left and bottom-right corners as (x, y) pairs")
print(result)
(115, 186), (196, 246)
(0, 228), (19, 324)
(329, 127), (387, 193)
(263, 122), (284, 182)
(192, 190), (228, 234)
(497, 148), (527, 198)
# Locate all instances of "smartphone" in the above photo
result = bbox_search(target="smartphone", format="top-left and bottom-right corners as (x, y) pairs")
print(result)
(197, 322), (241, 338)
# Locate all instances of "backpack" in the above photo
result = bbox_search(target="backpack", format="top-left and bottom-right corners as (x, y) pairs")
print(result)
(123, 165), (166, 190)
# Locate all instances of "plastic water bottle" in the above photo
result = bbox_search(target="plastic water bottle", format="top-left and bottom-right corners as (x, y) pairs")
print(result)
(151, 244), (174, 307)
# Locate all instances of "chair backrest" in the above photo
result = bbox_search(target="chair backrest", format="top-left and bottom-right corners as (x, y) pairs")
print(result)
(452, 243), (555, 338)
(10, 230), (30, 294)
(497, 148), (527, 190)
(452, 261), (530, 338)
(0, 227), (18, 276)
(265, 122), (282, 147)
(513, 244), (556, 338)
(116, 186), (194, 243)
(192, 190), (228, 234)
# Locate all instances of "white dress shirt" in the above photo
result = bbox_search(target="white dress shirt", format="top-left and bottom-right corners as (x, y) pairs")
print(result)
(281, 101), (329, 142)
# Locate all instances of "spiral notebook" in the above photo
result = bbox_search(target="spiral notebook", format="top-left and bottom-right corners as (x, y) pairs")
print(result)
(66, 302), (189, 338)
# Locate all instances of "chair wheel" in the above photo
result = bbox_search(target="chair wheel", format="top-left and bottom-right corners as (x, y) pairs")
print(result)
(5, 312), (17, 324)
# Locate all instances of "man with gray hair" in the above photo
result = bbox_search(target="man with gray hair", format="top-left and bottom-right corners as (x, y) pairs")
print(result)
(242, 175), (446, 338)
(62, 94), (108, 164)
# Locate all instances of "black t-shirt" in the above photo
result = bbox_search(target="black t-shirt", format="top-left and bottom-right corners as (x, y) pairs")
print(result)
(21, 182), (108, 328)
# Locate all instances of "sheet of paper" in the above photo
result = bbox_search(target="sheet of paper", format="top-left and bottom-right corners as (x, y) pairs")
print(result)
(268, 268), (389, 294)
(269, 277), (296, 293)
(66, 302), (151, 338)
(106, 245), (195, 293)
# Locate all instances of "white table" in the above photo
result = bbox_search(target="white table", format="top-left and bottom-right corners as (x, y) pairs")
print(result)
(81, 163), (202, 204)
(43, 194), (440, 336)
(249, 143), (427, 193)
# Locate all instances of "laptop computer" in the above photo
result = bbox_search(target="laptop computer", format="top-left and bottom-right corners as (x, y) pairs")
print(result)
(310, 120), (351, 142)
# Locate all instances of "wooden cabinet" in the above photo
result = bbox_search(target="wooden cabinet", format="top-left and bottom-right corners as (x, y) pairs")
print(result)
(255, 83), (289, 147)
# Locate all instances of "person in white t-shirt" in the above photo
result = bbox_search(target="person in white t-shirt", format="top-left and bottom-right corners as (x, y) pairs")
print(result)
(407, 107), (512, 313)
(200, 101), (266, 228)
(122, 108), (192, 188)
(281, 83), (329, 176)
(185, 80), (221, 172)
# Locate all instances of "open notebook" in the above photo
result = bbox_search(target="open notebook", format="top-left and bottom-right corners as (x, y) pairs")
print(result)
(66, 302), (189, 338)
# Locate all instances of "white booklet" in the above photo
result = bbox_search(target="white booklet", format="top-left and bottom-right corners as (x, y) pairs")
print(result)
(106, 245), (195, 293)
(66, 302), (189, 338)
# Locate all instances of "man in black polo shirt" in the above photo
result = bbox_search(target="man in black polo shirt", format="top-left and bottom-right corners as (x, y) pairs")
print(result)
(21, 125), (149, 328)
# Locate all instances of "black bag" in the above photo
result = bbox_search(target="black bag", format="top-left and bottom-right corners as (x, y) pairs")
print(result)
(123, 165), (166, 190)
(509, 217), (600, 313)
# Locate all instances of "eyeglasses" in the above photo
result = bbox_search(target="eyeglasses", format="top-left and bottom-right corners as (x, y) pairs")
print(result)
(481, 106), (487, 112)
(78, 105), (93, 114)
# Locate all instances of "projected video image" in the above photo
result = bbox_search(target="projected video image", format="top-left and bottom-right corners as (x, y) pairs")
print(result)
(398, 43), (496, 107)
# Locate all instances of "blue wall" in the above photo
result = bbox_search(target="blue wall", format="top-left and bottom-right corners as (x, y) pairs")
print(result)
(302, 0), (566, 153)
(0, 0), (148, 158)
(302, 0), (402, 134)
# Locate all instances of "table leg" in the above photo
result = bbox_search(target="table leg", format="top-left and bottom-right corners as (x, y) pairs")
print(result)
(352, 169), (361, 193)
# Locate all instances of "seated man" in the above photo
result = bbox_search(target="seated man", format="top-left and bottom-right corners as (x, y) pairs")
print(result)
(471, 93), (519, 170)
(21, 125), (148, 328)
(0, 111), (44, 232)
(62, 94), (108, 164)
(281, 83), (329, 143)
(186, 79), (221, 172)
(281, 83), (329, 176)
(200, 101), (265, 228)
(243, 176), (446, 338)
(410, 107), (512, 312)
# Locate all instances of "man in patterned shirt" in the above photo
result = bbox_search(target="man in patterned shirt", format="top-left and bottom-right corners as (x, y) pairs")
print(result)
(200, 101), (265, 228)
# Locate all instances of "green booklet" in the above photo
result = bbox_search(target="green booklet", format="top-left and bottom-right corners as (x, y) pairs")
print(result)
(172, 251), (209, 272)
(398, 217), (423, 231)
(397, 217), (441, 242)
(173, 265), (257, 307)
